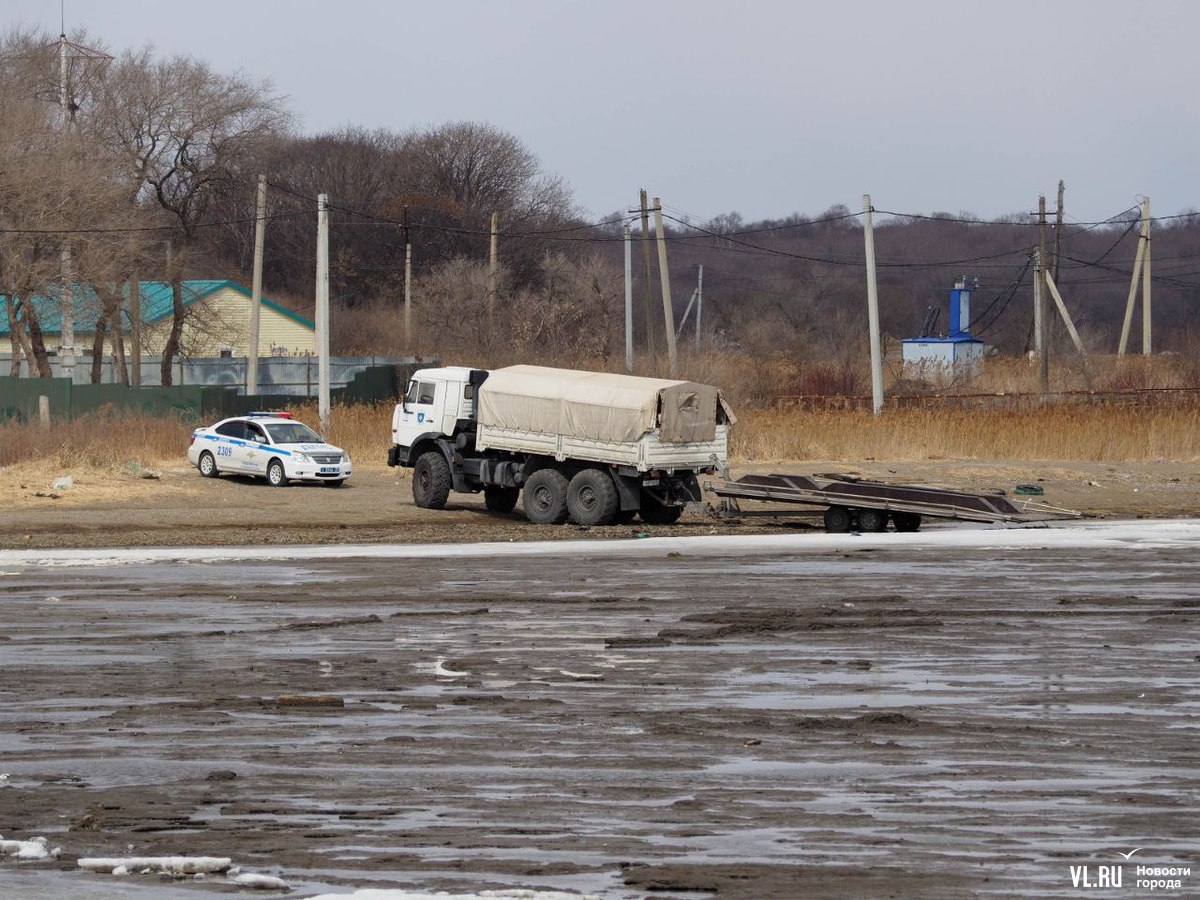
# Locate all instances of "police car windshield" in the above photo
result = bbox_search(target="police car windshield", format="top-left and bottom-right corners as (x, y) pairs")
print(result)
(263, 422), (324, 444)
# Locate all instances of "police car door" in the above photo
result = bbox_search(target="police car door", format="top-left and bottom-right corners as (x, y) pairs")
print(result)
(213, 420), (249, 472)
(241, 422), (270, 476)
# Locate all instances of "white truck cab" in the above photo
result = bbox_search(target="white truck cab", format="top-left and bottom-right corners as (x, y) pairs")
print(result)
(391, 366), (480, 449)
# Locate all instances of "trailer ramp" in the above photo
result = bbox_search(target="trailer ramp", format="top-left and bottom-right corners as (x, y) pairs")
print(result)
(709, 473), (1078, 532)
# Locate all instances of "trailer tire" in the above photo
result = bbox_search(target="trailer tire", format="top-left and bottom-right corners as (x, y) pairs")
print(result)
(412, 451), (452, 509)
(567, 469), (619, 526)
(857, 508), (888, 532)
(824, 505), (853, 533)
(892, 512), (922, 532)
(484, 485), (520, 513)
(639, 496), (683, 525)
(523, 468), (570, 524)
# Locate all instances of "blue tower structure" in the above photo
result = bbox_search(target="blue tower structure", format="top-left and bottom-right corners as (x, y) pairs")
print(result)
(901, 278), (988, 371)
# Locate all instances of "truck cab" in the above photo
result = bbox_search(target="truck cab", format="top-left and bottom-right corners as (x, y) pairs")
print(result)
(390, 366), (484, 455)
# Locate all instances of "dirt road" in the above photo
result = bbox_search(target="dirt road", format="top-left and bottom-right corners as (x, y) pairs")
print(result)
(2, 457), (1197, 550)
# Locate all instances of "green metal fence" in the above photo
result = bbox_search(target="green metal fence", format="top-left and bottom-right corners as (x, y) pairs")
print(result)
(0, 363), (419, 423)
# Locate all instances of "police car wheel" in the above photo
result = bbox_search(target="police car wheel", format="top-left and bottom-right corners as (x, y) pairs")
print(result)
(267, 459), (289, 487)
(198, 451), (219, 478)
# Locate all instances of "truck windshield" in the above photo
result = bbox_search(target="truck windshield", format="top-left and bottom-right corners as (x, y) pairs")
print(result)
(264, 422), (324, 444)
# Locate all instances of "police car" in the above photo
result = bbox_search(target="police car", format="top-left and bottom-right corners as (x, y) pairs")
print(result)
(187, 412), (352, 487)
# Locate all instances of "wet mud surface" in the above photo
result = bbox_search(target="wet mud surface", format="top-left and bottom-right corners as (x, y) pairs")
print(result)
(1, 539), (1198, 897)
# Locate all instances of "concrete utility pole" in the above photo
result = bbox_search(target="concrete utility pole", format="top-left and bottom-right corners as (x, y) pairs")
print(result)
(403, 206), (412, 351)
(1141, 197), (1152, 355)
(1052, 179), (1065, 283)
(862, 195), (884, 416)
(129, 275), (141, 387)
(316, 193), (330, 435)
(59, 251), (75, 381)
(1037, 196), (1049, 391)
(247, 173), (267, 396)
(1118, 198), (1150, 357)
(639, 190), (656, 355)
(488, 211), (499, 303)
(694, 264), (703, 351)
(623, 224), (633, 374)
(1043, 271), (1086, 355)
(652, 198), (677, 377)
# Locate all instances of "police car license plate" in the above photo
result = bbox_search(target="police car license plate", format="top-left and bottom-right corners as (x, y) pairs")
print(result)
(319, 466), (338, 473)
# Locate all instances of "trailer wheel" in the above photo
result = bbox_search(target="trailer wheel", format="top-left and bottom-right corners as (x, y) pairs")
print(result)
(823, 505), (853, 533)
(523, 468), (570, 524)
(412, 451), (452, 509)
(857, 508), (888, 532)
(639, 496), (683, 525)
(892, 512), (922, 532)
(567, 468), (619, 526)
(484, 485), (519, 513)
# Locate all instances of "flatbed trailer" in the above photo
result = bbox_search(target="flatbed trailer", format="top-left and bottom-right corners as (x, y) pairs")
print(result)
(708, 472), (1079, 532)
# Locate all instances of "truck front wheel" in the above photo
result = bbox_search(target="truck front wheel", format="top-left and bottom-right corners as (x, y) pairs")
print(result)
(523, 468), (569, 524)
(484, 485), (520, 513)
(567, 468), (619, 526)
(412, 451), (452, 509)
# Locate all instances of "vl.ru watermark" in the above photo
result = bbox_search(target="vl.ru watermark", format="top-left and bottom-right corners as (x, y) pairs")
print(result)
(1068, 851), (1191, 892)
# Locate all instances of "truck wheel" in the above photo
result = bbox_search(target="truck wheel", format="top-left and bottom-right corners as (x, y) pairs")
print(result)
(567, 469), (619, 526)
(413, 451), (452, 509)
(639, 497), (683, 525)
(523, 468), (569, 524)
(614, 509), (637, 524)
(892, 512), (922, 532)
(484, 485), (519, 513)
(857, 508), (888, 532)
(824, 506), (853, 533)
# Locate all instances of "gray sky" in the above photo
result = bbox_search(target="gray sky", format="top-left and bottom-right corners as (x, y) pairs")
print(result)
(9, 0), (1198, 224)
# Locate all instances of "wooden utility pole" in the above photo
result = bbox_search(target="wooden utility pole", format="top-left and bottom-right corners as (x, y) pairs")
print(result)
(639, 189), (656, 355)
(247, 173), (267, 396)
(652, 197), (677, 377)
(1037, 196), (1049, 391)
(316, 193), (330, 435)
(403, 206), (412, 351)
(488, 211), (499, 303)
(1118, 198), (1151, 357)
(129, 275), (141, 387)
(623, 224), (633, 374)
(863, 195), (884, 415)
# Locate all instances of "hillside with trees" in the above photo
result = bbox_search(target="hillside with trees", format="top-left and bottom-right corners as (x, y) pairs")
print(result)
(3, 27), (1198, 400)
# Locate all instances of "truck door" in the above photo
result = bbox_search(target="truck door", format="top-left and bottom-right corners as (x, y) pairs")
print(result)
(396, 377), (444, 445)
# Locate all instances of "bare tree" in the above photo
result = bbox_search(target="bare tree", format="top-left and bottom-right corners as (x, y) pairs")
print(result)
(91, 49), (290, 383)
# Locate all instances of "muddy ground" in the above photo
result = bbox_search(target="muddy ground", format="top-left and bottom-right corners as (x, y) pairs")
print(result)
(2, 457), (1198, 549)
(1, 459), (1198, 898)
(0, 536), (1197, 899)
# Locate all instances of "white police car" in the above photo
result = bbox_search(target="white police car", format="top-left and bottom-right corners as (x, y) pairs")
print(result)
(187, 412), (352, 487)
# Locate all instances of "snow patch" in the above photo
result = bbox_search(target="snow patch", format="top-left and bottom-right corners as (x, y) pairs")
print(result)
(78, 856), (232, 875)
(0, 835), (61, 860)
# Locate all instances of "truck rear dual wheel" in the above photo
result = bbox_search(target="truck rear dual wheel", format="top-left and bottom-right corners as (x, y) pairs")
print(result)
(413, 451), (452, 509)
(566, 468), (619, 526)
(484, 485), (520, 513)
(523, 468), (570, 524)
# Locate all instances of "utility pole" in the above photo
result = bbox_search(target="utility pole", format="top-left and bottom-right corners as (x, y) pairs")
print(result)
(1142, 197), (1152, 355)
(623, 224), (633, 374)
(247, 173), (267, 396)
(403, 206), (412, 352)
(1037, 195), (1049, 391)
(1118, 197), (1150, 357)
(694, 264), (703, 351)
(129, 275), (141, 387)
(1052, 179), (1065, 283)
(60, 251), (75, 381)
(652, 198), (677, 377)
(639, 189), (656, 356)
(488, 211), (499, 303)
(316, 193), (330, 435)
(863, 195), (884, 415)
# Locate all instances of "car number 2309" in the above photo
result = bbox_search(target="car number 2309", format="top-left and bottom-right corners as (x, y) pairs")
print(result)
(217, 445), (234, 457)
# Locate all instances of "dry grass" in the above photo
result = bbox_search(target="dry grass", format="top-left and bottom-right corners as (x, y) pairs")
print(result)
(732, 406), (1200, 463)
(4, 399), (1197, 483)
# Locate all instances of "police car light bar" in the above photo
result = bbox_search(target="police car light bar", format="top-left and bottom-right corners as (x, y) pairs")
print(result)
(247, 411), (293, 418)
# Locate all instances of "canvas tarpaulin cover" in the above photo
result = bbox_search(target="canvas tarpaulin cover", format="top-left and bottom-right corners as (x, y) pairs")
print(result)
(477, 365), (732, 444)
